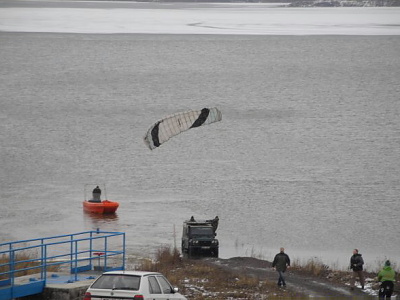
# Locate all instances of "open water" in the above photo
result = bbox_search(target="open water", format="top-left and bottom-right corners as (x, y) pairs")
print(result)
(0, 2), (400, 268)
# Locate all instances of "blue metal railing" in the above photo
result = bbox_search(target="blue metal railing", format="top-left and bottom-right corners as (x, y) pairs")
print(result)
(0, 230), (125, 300)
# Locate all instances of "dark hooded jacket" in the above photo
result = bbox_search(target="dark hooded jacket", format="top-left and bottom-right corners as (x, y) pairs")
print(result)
(350, 253), (364, 271)
(272, 252), (290, 272)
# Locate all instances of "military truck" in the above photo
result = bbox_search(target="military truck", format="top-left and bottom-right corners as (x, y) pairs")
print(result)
(181, 217), (219, 257)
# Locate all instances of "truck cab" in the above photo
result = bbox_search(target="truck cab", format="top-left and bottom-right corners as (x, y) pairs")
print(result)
(181, 218), (219, 257)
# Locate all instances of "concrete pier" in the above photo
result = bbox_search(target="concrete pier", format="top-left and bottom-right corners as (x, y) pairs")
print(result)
(15, 272), (100, 300)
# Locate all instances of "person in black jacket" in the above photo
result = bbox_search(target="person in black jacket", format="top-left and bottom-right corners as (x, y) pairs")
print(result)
(272, 247), (291, 287)
(350, 249), (365, 290)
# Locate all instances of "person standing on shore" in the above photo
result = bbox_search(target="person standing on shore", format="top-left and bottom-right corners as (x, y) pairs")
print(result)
(350, 249), (365, 290)
(272, 247), (291, 287)
(377, 260), (396, 299)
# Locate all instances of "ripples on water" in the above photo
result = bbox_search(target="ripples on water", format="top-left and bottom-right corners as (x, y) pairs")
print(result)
(0, 33), (399, 267)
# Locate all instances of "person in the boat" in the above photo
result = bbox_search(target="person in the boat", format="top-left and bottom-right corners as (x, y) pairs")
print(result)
(90, 186), (102, 203)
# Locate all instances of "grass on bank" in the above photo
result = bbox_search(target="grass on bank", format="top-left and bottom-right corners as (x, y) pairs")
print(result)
(135, 246), (304, 300)
(0, 252), (59, 280)
(134, 247), (400, 299)
(291, 257), (330, 277)
(292, 256), (400, 291)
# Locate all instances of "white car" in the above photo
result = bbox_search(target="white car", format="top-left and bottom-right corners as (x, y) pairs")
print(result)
(83, 270), (187, 300)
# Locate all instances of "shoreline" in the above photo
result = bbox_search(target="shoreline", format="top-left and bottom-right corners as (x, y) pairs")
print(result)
(125, 245), (400, 273)
(131, 248), (399, 299)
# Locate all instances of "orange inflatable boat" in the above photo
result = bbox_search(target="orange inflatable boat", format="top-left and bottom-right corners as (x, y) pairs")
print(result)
(83, 200), (119, 214)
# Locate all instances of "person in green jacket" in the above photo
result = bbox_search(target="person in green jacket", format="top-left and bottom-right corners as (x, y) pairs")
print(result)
(377, 260), (396, 299)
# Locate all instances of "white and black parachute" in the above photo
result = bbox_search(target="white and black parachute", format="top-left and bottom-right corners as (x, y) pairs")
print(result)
(143, 107), (222, 150)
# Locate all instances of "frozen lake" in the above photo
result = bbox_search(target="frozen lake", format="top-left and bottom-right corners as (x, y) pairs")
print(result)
(1, 1), (400, 35)
(1, 1), (400, 269)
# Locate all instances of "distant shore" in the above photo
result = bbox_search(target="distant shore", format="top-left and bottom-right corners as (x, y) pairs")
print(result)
(2, 2), (400, 35)
(1, 0), (399, 7)
(70, 0), (400, 7)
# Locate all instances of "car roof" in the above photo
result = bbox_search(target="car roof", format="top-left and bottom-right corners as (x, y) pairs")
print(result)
(101, 270), (162, 277)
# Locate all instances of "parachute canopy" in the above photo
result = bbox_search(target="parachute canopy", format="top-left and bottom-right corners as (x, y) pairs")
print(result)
(144, 107), (222, 150)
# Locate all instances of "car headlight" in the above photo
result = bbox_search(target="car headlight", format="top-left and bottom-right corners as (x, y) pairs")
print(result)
(212, 240), (218, 245)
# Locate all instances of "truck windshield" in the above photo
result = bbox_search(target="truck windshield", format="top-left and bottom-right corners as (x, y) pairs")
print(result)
(190, 227), (214, 236)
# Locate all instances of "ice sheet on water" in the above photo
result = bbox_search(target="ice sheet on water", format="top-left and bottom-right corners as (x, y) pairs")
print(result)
(0, 4), (400, 35)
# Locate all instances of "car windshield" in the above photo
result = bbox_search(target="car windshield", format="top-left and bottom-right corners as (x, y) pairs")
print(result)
(91, 274), (141, 291)
(190, 227), (214, 236)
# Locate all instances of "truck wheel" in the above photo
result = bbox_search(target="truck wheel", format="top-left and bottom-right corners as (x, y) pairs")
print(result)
(181, 242), (185, 253)
(213, 249), (219, 258)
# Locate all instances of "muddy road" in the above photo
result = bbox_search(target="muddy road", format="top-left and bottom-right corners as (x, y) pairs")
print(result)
(204, 257), (377, 299)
